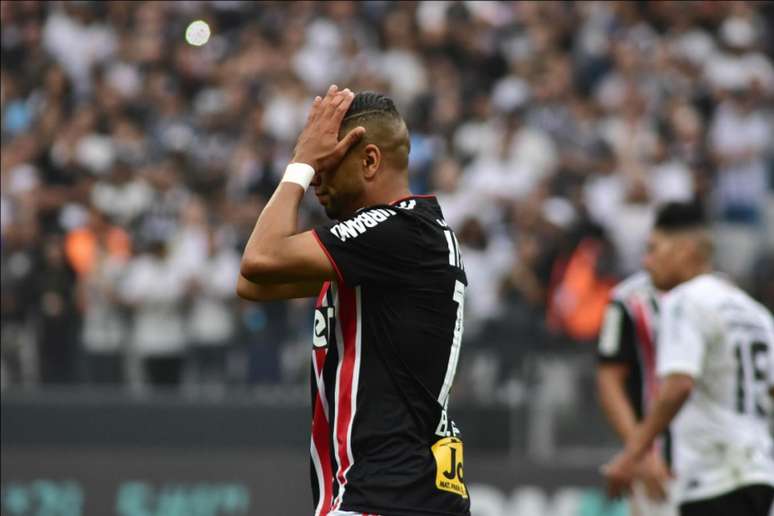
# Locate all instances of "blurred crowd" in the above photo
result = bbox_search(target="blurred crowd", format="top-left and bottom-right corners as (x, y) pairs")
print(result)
(2, 1), (773, 398)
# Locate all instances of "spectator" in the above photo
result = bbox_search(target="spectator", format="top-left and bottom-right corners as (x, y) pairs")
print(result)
(33, 235), (80, 384)
(463, 107), (557, 210)
(184, 227), (240, 392)
(119, 239), (187, 389)
(455, 215), (514, 338)
(429, 157), (478, 230)
(708, 85), (770, 224)
(76, 217), (130, 385)
(546, 219), (618, 343)
(65, 207), (131, 277)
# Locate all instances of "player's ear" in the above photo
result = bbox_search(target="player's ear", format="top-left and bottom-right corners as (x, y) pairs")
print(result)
(362, 144), (381, 180)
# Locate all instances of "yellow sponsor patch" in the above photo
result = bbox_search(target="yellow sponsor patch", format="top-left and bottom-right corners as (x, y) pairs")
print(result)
(431, 437), (467, 498)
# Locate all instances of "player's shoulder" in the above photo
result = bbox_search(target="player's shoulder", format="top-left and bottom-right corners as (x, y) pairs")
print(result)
(391, 195), (444, 221)
(370, 195), (446, 233)
(322, 196), (439, 244)
(666, 274), (711, 301)
(664, 273), (737, 313)
(324, 204), (410, 244)
(611, 271), (654, 301)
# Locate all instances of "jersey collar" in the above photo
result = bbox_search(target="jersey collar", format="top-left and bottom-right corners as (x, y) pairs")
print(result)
(389, 194), (436, 206)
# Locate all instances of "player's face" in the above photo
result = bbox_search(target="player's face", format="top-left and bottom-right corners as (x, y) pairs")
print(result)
(642, 230), (684, 291)
(312, 151), (364, 221)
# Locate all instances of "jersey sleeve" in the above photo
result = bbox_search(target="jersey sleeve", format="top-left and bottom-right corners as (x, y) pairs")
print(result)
(597, 300), (638, 365)
(656, 290), (706, 378)
(313, 206), (422, 287)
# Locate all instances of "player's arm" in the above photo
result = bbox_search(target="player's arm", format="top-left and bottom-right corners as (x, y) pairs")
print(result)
(239, 85), (365, 288)
(603, 374), (692, 498)
(236, 274), (322, 301)
(597, 364), (638, 441)
(596, 302), (639, 441)
(597, 299), (672, 501)
(239, 185), (334, 285)
(623, 374), (693, 461)
(637, 374), (692, 446)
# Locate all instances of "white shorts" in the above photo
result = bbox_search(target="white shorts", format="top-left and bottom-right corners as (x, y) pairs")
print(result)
(631, 481), (678, 516)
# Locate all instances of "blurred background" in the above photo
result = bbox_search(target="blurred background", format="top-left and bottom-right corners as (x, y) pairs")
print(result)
(1, 1), (772, 515)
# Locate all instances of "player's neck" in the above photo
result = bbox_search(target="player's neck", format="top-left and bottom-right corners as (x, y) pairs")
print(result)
(678, 262), (712, 285)
(364, 181), (411, 209)
(339, 175), (411, 218)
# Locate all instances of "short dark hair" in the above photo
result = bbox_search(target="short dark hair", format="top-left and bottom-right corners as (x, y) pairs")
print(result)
(654, 201), (706, 231)
(341, 91), (402, 126)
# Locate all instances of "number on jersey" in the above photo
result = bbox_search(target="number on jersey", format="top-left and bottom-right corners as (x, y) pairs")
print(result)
(734, 339), (769, 417)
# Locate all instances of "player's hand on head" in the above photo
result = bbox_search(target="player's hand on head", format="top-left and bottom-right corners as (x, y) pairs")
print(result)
(292, 84), (366, 175)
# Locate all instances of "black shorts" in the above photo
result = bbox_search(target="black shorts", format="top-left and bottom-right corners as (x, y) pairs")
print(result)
(680, 484), (774, 516)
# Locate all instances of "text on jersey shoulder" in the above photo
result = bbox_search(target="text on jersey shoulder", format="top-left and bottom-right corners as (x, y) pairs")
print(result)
(330, 208), (397, 242)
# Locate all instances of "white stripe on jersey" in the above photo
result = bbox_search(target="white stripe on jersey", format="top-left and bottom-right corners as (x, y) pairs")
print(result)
(314, 285), (332, 423)
(332, 286), (346, 509)
(444, 230), (455, 266)
(335, 286), (362, 510)
(598, 303), (624, 356)
(332, 286), (363, 511)
(438, 280), (465, 408)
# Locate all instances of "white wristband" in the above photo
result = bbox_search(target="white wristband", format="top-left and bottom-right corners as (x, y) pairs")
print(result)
(281, 162), (316, 190)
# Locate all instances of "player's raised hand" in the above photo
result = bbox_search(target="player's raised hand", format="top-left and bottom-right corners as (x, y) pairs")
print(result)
(292, 84), (366, 174)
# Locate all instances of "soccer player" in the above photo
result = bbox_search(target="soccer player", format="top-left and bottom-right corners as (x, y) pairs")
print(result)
(597, 271), (676, 516)
(237, 86), (470, 516)
(604, 202), (774, 516)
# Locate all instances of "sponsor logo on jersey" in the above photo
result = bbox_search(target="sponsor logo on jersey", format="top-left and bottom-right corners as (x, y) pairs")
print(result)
(329, 208), (397, 242)
(313, 306), (334, 348)
(432, 436), (467, 498)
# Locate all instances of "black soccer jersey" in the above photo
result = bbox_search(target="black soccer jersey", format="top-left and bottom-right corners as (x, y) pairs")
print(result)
(309, 195), (470, 516)
(597, 272), (660, 419)
(597, 272), (672, 465)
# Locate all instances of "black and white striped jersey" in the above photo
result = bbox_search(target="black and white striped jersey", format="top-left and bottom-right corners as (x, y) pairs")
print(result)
(310, 195), (470, 516)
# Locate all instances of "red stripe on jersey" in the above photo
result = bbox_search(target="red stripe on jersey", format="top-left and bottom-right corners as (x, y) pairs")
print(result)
(332, 285), (359, 509)
(317, 281), (331, 307)
(313, 345), (329, 422)
(312, 281), (333, 515)
(312, 230), (346, 286)
(314, 282), (332, 420)
(311, 392), (333, 516)
(631, 298), (657, 407)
